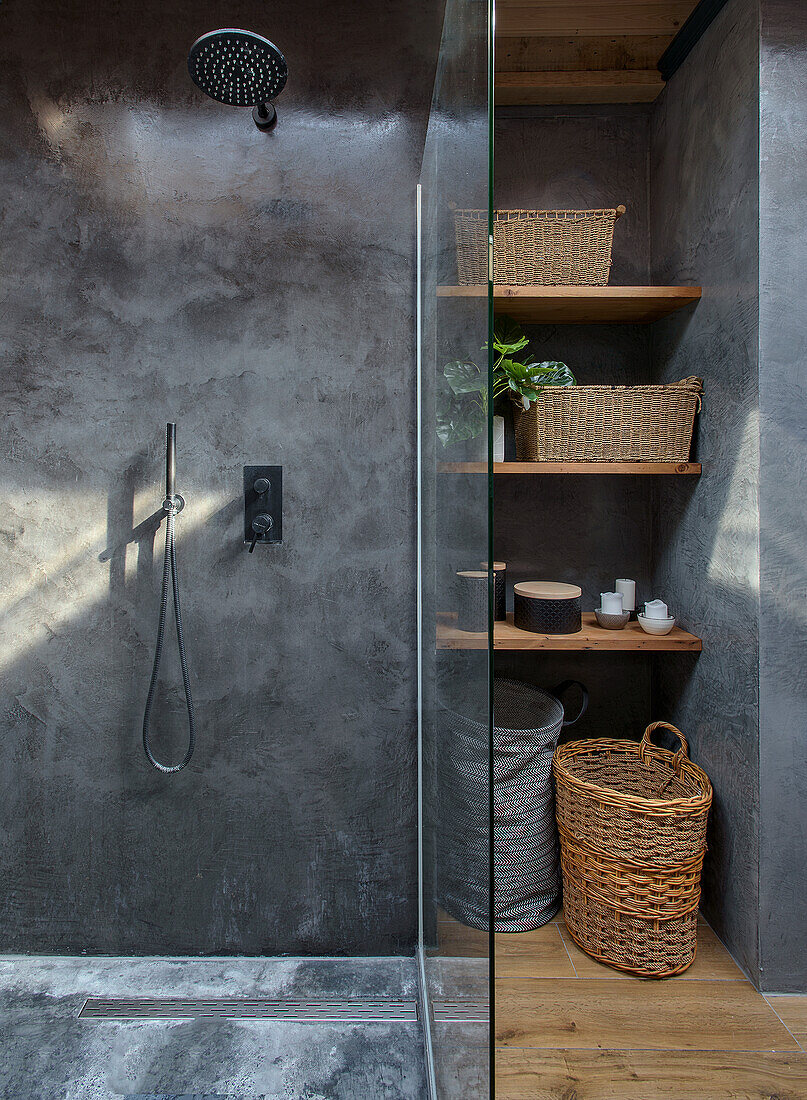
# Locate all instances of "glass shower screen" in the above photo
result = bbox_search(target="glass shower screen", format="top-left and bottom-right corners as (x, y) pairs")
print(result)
(417, 0), (494, 1093)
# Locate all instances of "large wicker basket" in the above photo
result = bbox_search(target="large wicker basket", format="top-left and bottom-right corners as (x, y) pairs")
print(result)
(553, 723), (713, 978)
(514, 377), (703, 463)
(454, 207), (626, 286)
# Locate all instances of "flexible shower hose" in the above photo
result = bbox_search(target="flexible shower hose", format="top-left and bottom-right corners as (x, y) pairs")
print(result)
(142, 503), (196, 772)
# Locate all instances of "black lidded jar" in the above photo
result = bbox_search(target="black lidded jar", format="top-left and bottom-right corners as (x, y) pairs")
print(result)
(456, 570), (489, 632)
(480, 560), (507, 621)
(513, 581), (582, 635)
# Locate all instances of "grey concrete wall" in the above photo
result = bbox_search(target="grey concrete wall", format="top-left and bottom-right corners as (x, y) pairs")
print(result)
(649, 0), (761, 980)
(0, 0), (443, 954)
(758, 0), (807, 993)
(495, 106), (652, 286)
(494, 109), (655, 741)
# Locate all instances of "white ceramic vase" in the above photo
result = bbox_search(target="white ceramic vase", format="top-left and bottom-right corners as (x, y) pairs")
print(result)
(493, 415), (505, 462)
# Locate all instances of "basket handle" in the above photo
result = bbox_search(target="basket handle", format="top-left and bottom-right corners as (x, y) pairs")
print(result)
(640, 721), (690, 775)
(552, 680), (589, 728)
(678, 375), (704, 412)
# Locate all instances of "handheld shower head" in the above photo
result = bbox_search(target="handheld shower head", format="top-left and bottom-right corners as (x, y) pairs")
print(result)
(188, 29), (288, 130)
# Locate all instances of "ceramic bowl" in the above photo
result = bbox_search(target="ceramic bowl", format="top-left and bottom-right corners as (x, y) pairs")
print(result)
(594, 608), (630, 630)
(637, 613), (676, 636)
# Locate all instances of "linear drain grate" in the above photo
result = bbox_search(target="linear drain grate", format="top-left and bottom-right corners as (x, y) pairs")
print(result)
(432, 999), (490, 1023)
(79, 997), (419, 1022)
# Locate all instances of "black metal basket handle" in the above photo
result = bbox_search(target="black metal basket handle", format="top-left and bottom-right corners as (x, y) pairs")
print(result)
(551, 680), (589, 727)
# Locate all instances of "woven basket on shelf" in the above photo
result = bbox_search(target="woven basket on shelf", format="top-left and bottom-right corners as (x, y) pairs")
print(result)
(553, 722), (713, 978)
(514, 377), (703, 463)
(454, 207), (626, 286)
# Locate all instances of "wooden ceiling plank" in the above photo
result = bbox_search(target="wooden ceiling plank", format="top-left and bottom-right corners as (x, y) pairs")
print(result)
(495, 34), (674, 72)
(496, 69), (665, 105)
(496, 1), (700, 39)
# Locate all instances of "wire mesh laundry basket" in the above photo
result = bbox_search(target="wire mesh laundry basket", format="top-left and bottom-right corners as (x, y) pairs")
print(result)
(438, 678), (587, 932)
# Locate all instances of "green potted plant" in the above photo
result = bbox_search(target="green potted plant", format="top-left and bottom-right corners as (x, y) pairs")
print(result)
(438, 316), (576, 459)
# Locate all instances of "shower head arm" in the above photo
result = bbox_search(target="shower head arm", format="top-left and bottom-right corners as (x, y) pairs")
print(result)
(253, 101), (278, 130)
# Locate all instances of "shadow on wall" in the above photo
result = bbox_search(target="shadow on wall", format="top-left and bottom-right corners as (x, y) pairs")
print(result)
(99, 462), (243, 602)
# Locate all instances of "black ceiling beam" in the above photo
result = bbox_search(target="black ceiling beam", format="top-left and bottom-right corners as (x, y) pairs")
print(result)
(658, 0), (733, 81)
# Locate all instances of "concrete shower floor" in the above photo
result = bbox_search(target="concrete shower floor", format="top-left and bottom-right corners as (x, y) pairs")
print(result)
(0, 956), (429, 1099)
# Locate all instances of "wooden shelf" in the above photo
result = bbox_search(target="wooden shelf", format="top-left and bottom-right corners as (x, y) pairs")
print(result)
(437, 285), (702, 324)
(439, 461), (701, 475)
(437, 612), (702, 652)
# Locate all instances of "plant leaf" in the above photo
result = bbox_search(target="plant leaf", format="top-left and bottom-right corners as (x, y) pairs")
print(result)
(495, 354), (576, 410)
(436, 390), (485, 447)
(492, 315), (528, 355)
(443, 359), (487, 395)
(526, 361), (577, 387)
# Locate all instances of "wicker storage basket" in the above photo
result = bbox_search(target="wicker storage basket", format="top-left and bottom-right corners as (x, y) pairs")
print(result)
(454, 207), (626, 286)
(514, 377), (703, 463)
(553, 722), (713, 977)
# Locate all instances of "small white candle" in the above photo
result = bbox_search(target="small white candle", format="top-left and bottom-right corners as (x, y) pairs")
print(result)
(615, 578), (636, 612)
(601, 591), (624, 615)
(645, 599), (669, 619)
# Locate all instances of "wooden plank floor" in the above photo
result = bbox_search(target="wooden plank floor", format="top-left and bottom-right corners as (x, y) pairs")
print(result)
(434, 910), (807, 1098)
(495, 1050), (807, 1099)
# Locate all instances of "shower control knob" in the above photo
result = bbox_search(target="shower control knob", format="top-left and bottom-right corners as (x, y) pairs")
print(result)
(248, 512), (274, 553)
(253, 477), (271, 496)
(252, 513), (273, 534)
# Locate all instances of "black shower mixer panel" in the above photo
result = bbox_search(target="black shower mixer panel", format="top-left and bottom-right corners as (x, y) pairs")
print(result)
(244, 466), (282, 549)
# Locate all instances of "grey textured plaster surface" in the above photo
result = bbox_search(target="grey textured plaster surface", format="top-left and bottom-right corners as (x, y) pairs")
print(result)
(0, 956), (427, 1099)
(649, 0), (762, 981)
(0, 0), (444, 954)
(494, 106), (652, 286)
(758, 0), (807, 993)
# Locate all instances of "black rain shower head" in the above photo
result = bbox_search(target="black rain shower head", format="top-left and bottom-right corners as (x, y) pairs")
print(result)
(188, 29), (288, 130)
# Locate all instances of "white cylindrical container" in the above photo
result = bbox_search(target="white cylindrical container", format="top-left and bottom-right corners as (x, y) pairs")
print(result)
(615, 578), (636, 612)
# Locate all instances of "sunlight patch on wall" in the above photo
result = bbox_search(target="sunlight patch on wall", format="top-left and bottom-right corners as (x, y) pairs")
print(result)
(707, 406), (760, 594)
(0, 487), (231, 674)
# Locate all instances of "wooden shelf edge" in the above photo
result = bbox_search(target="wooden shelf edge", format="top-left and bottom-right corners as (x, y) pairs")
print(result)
(439, 461), (701, 475)
(437, 285), (702, 324)
(437, 285), (703, 299)
(437, 613), (702, 653)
